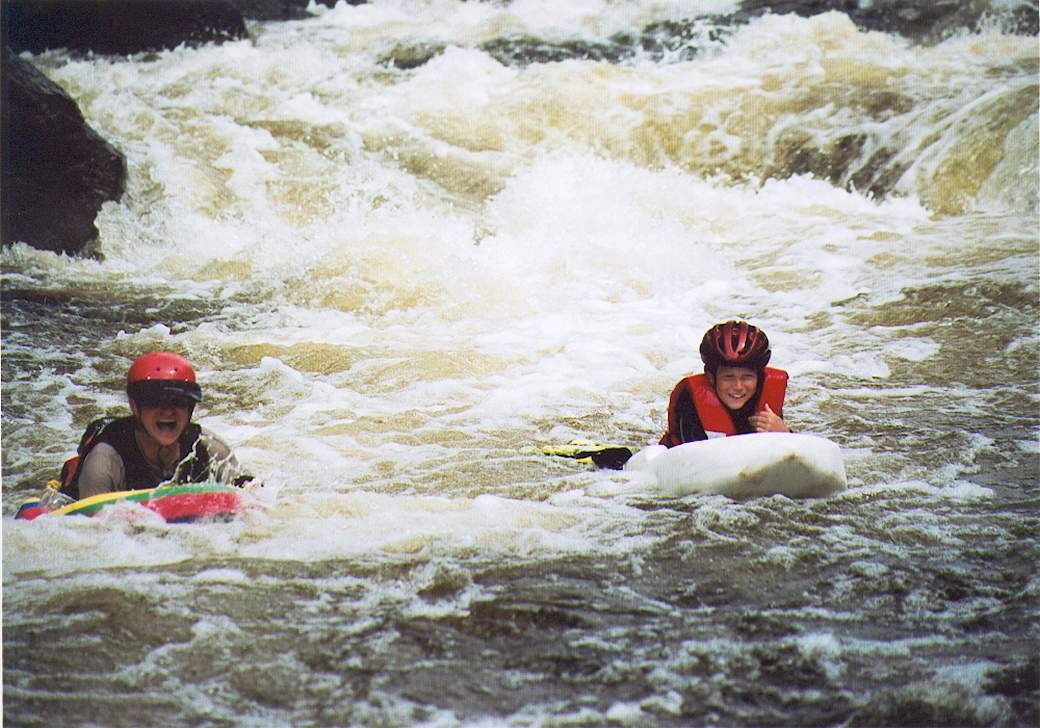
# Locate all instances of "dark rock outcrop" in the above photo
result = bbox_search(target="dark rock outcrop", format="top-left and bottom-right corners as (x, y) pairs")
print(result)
(1, 48), (126, 255)
(4, 0), (247, 56)
(0, 0), (256, 255)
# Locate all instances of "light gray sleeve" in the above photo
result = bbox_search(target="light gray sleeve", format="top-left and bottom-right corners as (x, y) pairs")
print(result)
(199, 428), (251, 485)
(76, 443), (126, 498)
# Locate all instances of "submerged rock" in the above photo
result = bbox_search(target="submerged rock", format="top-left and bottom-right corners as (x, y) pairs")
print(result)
(737, 0), (1038, 41)
(231, 0), (363, 22)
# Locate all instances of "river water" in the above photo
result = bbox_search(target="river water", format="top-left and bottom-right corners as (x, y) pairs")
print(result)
(3, 1), (1038, 726)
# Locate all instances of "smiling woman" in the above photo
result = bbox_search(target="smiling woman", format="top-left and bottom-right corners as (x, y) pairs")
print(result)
(58, 352), (256, 500)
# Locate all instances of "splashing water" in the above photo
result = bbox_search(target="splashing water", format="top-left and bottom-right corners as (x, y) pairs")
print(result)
(3, 2), (1037, 725)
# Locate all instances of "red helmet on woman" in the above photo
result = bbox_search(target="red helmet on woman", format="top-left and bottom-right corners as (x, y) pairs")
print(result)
(126, 352), (202, 404)
(699, 321), (771, 372)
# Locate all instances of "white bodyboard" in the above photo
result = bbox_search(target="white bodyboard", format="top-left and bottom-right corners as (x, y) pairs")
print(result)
(625, 433), (846, 499)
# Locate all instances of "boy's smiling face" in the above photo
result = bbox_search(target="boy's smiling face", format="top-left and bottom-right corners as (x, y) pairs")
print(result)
(709, 364), (759, 411)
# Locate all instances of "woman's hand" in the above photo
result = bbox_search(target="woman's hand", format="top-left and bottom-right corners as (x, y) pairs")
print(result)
(749, 403), (789, 433)
(232, 475), (264, 489)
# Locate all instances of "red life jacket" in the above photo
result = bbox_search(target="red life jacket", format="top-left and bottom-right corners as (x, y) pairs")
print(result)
(661, 367), (788, 446)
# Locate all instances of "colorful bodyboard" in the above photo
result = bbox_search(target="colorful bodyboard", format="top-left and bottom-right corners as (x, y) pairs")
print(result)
(16, 483), (249, 523)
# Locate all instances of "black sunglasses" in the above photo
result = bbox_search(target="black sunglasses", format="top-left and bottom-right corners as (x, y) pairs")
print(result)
(137, 394), (195, 410)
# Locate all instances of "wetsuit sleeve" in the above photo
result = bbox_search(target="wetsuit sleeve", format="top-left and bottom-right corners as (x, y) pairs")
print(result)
(660, 385), (708, 447)
(674, 387), (707, 444)
(199, 429), (252, 485)
(76, 443), (126, 498)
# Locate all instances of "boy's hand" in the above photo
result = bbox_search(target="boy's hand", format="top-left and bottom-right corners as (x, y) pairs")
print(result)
(749, 404), (789, 433)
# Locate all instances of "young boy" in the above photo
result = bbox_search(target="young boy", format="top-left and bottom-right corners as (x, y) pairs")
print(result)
(659, 320), (789, 447)
(59, 351), (255, 499)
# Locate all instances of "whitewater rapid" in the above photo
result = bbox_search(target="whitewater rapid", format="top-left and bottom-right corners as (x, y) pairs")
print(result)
(3, 1), (1037, 725)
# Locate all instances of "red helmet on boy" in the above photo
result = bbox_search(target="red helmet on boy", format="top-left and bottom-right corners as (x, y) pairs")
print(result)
(126, 352), (203, 403)
(699, 321), (771, 372)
